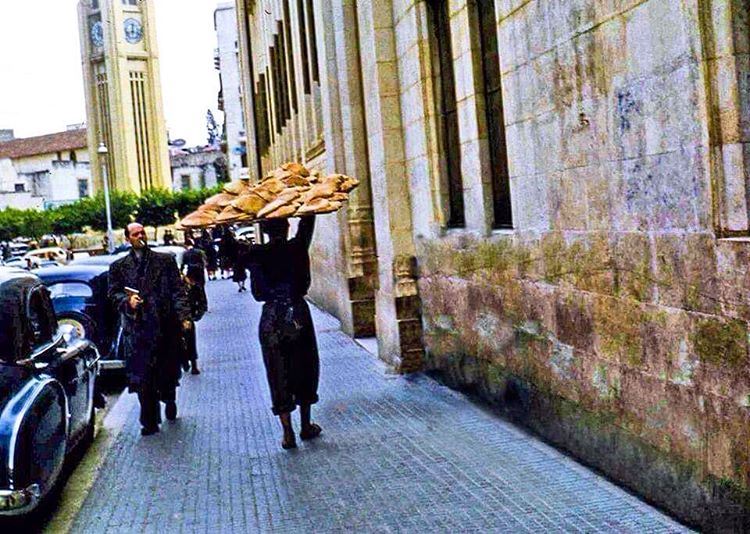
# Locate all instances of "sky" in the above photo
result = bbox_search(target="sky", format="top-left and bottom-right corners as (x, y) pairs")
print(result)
(0, 0), (221, 146)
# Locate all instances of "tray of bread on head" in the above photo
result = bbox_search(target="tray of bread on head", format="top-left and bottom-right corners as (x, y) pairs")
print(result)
(178, 162), (359, 229)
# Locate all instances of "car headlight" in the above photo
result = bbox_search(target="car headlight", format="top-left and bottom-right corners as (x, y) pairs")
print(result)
(59, 318), (86, 343)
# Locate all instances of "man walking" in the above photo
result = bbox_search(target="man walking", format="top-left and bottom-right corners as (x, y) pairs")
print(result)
(109, 222), (191, 436)
(242, 216), (322, 450)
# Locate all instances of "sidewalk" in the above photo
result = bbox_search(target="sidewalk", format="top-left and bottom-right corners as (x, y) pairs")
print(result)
(71, 280), (690, 533)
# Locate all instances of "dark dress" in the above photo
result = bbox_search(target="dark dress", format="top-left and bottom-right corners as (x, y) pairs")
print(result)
(185, 280), (208, 364)
(183, 247), (207, 286)
(109, 248), (190, 427)
(243, 217), (319, 415)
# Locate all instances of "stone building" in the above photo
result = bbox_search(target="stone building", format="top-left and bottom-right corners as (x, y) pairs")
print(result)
(170, 145), (226, 192)
(234, 0), (750, 527)
(0, 128), (92, 210)
(78, 0), (171, 194)
(215, 3), (249, 181)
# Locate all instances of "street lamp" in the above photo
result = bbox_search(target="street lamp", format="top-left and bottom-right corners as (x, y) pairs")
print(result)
(97, 142), (115, 254)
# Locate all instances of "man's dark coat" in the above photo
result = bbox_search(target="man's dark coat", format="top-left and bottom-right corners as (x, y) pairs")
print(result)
(109, 248), (190, 393)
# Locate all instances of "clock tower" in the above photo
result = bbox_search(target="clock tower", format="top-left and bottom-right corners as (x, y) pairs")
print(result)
(78, 0), (171, 194)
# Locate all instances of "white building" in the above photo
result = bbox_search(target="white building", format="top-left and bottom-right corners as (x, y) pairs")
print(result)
(214, 3), (247, 181)
(0, 128), (92, 210)
(170, 146), (226, 191)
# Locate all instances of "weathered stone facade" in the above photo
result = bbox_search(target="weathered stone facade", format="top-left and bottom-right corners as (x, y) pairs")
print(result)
(235, 0), (750, 527)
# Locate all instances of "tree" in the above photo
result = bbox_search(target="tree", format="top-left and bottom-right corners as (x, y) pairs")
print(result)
(137, 188), (177, 239)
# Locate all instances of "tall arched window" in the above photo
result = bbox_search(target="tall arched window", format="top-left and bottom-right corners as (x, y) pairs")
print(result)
(427, 0), (464, 228)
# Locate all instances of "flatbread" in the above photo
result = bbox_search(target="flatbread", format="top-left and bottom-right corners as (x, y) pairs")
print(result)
(179, 210), (216, 228)
(232, 192), (267, 216)
(266, 204), (299, 219)
(257, 190), (301, 218)
(281, 162), (310, 177)
(216, 205), (249, 224)
(296, 197), (330, 215)
(283, 174), (311, 188)
(205, 192), (237, 208)
(223, 180), (250, 195)
(301, 181), (338, 203)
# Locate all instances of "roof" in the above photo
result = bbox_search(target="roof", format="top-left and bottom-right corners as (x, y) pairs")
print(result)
(34, 264), (109, 284)
(0, 129), (88, 160)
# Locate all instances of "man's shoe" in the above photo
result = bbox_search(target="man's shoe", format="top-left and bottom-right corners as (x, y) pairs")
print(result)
(165, 401), (178, 421)
(141, 426), (159, 436)
(191, 364), (201, 375)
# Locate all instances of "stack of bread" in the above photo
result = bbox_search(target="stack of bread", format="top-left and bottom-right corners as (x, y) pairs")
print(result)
(178, 162), (358, 229)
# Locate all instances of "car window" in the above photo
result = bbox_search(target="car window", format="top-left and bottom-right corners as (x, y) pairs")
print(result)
(48, 282), (93, 299)
(27, 287), (58, 351)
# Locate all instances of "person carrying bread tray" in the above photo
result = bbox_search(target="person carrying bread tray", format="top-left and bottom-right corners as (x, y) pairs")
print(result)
(239, 215), (322, 450)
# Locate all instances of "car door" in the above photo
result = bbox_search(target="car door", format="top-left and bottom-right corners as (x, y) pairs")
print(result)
(26, 286), (92, 439)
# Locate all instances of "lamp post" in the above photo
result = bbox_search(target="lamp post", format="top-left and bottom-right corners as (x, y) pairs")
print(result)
(97, 142), (115, 254)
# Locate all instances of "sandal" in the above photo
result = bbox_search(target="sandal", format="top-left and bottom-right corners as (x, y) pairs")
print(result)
(300, 423), (322, 441)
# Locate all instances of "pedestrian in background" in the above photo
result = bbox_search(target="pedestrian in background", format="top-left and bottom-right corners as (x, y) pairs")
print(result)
(183, 268), (208, 375)
(182, 238), (207, 286)
(109, 222), (191, 436)
(242, 216), (321, 450)
(199, 229), (218, 281)
(218, 227), (237, 280)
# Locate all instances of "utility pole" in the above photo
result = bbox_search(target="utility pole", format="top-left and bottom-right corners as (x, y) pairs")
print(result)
(98, 142), (115, 254)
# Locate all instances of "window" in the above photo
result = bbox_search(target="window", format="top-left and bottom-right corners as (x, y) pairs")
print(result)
(427, 0), (464, 228)
(92, 0), (99, 9)
(283, 0), (298, 113)
(70, 150), (78, 164)
(476, 0), (512, 228)
(199, 172), (206, 190)
(255, 74), (271, 155)
(78, 178), (89, 198)
(296, 0), (311, 95)
(14, 183), (25, 193)
(122, 0), (139, 5)
(181, 175), (191, 190)
(48, 283), (93, 299)
(305, 0), (320, 84)
(26, 287), (57, 352)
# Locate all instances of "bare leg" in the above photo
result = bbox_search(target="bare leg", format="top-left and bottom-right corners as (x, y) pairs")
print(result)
(299, 404), (322, 440)
(279, 412), (296, 449)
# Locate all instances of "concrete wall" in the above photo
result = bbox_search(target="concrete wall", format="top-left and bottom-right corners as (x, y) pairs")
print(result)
(0, 151), (92, 209)
(215, 4), (247, 181)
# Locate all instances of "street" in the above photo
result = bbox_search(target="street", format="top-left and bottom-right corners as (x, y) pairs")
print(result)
(55, 280), (688, 533)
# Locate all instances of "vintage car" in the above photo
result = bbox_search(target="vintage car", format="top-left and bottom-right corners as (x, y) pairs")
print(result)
(34, 265), (124, 372)
(0, 269), (99, 515)
(23, 247), (69, 266)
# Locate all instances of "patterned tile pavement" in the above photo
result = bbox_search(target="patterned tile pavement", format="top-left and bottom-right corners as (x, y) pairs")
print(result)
(71, 280), (691, 533)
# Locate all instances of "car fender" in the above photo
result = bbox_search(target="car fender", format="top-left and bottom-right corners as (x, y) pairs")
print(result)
(0, 376), (67, 509)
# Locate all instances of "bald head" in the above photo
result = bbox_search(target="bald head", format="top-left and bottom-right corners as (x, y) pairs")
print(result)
(125, 222), (147, 249)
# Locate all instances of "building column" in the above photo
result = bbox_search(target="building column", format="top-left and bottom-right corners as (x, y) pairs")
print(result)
(356, 0), (424, 372)
(328, 0), (378, 337)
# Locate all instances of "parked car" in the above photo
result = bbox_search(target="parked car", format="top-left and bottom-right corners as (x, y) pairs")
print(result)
(69, 253), (126, 268)
(23, 247), (69, 266)
(0, 269), (99, 516)
(235, 225), (256, 243)
(35, 265), (123, 372)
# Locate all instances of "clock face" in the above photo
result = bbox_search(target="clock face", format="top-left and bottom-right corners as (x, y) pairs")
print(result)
(124, 18), (143, 44)
(90, 20), (104, 47)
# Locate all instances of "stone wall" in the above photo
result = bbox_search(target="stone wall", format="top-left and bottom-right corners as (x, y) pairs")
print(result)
(410, 0), (750, 528)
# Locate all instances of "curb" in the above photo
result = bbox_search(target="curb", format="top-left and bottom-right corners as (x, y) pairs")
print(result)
(43, 388), (137, 534)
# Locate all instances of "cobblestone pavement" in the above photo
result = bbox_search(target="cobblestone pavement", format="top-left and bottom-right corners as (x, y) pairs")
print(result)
(71, 280), (690, 533)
